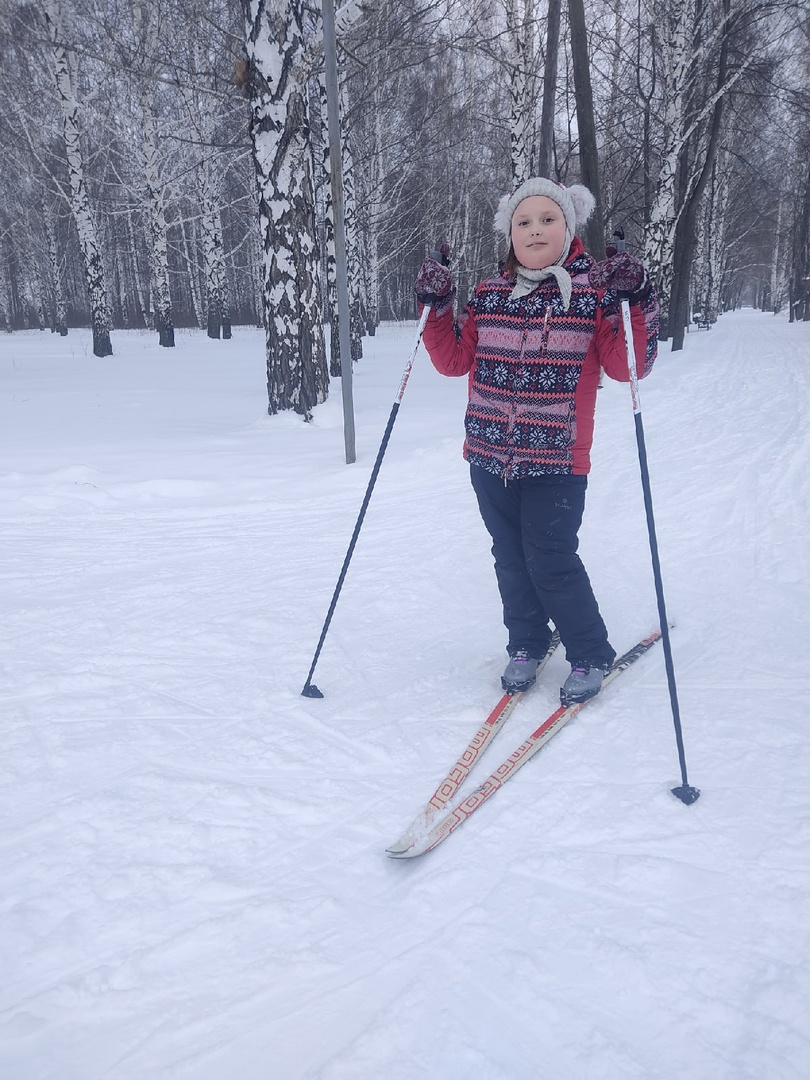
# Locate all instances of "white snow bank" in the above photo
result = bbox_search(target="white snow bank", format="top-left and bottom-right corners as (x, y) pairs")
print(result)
(0, 313), (808, 1079)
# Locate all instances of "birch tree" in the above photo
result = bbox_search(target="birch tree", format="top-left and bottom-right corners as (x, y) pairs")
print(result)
(0, 220), (14, 332)
(790, 160), (810, 321)
(197, 157), (229, 340)
(317, 61), (363, 373)
(243, 0), (328, 416)
(692, 153), (731, 324)
(339, 74), (364, 362)
(568, 0), (605, 258)
(44, 0), (112, 356)
(641, 0), (695, 332)
(786, 24), (810, 322)
(133, 0), (174, 346)
(506, 0), (540, 185)
(768, 192), (788, 314)
(44, 207), (68, 335)
(536, 0), (561, 177)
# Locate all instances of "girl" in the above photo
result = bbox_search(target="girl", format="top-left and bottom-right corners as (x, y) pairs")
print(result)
(414, 177), (659, 704)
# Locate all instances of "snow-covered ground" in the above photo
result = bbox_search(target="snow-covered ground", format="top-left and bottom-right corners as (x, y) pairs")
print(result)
(1, 311), (808, 1079)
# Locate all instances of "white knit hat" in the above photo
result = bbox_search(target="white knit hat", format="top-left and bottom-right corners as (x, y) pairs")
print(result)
(493, 178), (596, 240)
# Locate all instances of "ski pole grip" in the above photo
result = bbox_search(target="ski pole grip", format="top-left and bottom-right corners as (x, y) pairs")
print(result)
(430, 242), (450, 267)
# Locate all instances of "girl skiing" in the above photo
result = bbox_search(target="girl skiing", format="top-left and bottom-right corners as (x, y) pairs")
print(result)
(414, 177), (659, 704)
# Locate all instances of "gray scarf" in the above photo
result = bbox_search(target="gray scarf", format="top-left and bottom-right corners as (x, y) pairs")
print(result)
(510, 263), (572, 310)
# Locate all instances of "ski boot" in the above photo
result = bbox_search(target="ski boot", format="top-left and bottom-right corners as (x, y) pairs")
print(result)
(501, 649), (541, 694)
(560, 662), (607, 705)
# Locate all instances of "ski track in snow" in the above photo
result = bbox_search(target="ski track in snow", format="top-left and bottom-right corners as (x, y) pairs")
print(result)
(1, 315), (808, 1079)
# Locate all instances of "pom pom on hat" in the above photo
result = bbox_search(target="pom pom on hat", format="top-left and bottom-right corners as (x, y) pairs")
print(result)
(494, 178), (596, 238)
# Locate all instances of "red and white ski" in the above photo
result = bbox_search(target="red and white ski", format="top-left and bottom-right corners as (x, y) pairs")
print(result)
(386, 631), (661, 859)
(385, 633), (560, 856)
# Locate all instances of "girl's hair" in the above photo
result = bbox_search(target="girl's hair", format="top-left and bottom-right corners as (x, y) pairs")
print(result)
(502, 243), (519, 278)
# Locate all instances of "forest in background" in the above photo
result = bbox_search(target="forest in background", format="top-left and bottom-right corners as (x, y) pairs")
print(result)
(1, 0), (808, 414)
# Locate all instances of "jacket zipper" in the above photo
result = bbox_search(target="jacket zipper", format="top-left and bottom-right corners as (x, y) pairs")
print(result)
(503, 300), (552, 483)
(541, 303), (551, 352)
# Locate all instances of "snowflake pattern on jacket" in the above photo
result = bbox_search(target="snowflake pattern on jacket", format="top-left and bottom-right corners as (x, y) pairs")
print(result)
(422, 239), (659, 478)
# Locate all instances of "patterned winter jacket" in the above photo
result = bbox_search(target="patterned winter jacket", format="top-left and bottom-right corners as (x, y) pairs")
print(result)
(423, 237), (659, 478)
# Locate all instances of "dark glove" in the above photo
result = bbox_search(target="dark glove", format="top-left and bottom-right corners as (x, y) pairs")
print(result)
(415, 242), (453, 306)
(588, 251), (649, 298)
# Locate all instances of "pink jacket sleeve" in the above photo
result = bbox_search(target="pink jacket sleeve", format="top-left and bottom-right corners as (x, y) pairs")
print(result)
(421, 305), (479, 378)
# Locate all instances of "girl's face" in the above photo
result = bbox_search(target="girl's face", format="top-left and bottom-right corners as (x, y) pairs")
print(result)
(510, 196), (568, 270)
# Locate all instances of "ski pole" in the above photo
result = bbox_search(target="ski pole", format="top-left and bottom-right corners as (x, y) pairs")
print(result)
(614, 229), (700, 805)
(301, 303), (433, 698)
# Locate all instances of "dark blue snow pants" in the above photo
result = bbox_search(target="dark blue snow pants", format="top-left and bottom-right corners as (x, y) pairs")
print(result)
(470, 464), (615, 667)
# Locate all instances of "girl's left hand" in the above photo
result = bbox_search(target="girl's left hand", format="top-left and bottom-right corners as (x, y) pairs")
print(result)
(589, 252), (649, 297)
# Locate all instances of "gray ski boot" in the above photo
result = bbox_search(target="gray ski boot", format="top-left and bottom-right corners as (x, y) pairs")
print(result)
(501, 649), (541, 694)
(560, 662), (607, 705)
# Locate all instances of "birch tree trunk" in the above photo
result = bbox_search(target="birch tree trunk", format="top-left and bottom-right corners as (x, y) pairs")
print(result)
(642, 0), (695, 337)
(146, 159), (172, 344)
(45, 210), (68, 336)
(135, 0), (174, 347)
(113, 238), (129, 328)
(180, 217), (205, 330)
(769, 193), (786, 314)
(354, 33), (387, 337)
(317, 71), (341, 375)
(199, 162), (227, 340)
(669, 0), (731, 351)
(568, 0), (605, 259)
(601, 0), (625, 222)
(0, 259), (11, 332)
(44, 0), (112, 357)
(791, 160), (810, 322)
(249, 224), (264, 328)
(506, 0), (538, 185)
(704, 157), (730, 321)
(244, 0), (328, 417)
(31, 267), (47, 330)
(536, 0), (561, 178)
(444, 40), (480, 305)
(319, 57), (363, 373)
(126, 212), (149, 326)
(339, 77), (363, 362)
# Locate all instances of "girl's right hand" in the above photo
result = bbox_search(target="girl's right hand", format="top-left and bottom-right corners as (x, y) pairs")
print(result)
(415, 244), (453, 304)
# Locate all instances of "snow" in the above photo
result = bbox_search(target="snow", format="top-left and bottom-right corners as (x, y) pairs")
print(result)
(1, 312), (809, 1079)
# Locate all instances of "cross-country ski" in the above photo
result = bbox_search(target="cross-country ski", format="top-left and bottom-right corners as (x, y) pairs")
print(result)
(387, 631), (662, 859)
(385, 632), (560, 856)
